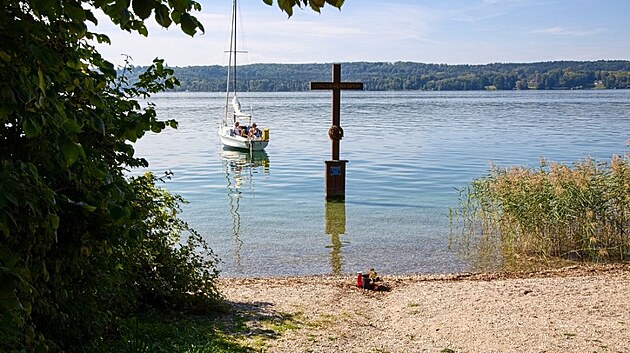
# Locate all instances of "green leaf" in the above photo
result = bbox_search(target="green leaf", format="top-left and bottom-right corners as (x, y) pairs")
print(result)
(309, 2), (321, 13)
(50, 97), (67, 119)
(94, 33), (111, 44)
(179, 13), (197, 36)
(325, 0), (344, 7)
(63, 119), (82, 134)
(166, 119), (178, 129)
(150, 121), (166, 133)
(120, 8), (131, 26)
(23, 117), (42, 137)
(31, 0), (56, 13)
(171, 10), (181, 24)
(278, 0), (294, 16)
(37, 68), (46, 93)
(25, 162), (38, 177)
(92, 116), (106, 135)
(67, 199), (97, 212)
(41, 261), (50, 282)
(0, 51), (10, 62)
(69, 21), (88, 39)
(49, 214), (59, 230)
(132, 0), (153, 20)
(263, 0), (273, 5)
(124, 128), (140, 142)
(138, 24), (149, 36)
(60, 138), (85, 166)
(64, 3), (86, 21)
(85, 9), (98, 25)
(81, 203), (97, 212)
(171, 0), (189, 12)
(155, 4), (172, 27)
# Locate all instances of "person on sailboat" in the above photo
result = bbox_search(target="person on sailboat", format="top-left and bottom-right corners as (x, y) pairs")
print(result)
(234, 121), (245, 137)
(248, 123), (260, 138)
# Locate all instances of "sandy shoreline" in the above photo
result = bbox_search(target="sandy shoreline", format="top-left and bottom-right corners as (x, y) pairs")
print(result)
(217, 264), (629, 352)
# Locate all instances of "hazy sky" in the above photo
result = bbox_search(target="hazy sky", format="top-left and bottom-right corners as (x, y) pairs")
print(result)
(93, 0), (630, 67)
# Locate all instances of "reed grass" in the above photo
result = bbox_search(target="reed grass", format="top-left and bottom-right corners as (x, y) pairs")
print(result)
(450, 154), (630, 266)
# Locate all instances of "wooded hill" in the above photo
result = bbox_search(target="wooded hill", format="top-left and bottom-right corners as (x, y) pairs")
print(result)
(128, 60), (630, 92)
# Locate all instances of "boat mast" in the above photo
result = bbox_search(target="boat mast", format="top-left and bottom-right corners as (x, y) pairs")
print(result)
(224, 0), (237, 125)
(232, 0), (237, 99)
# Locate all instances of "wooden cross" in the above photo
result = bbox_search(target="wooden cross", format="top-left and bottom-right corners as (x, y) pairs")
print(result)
(310, 64), (363, 160)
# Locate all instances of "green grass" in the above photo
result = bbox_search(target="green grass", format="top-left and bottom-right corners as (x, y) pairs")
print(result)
(84, 305), (305, 353)
(370, 348), (391, 353)
(265, 313), (301, 334)
(83, 314), (254, 353)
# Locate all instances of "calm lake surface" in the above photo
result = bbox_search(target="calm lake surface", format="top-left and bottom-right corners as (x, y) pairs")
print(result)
(134, 90), (630, 277)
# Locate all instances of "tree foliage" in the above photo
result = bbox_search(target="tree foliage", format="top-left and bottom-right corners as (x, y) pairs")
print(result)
(0, 0), (233, 350)
(263, 0), (345, 16)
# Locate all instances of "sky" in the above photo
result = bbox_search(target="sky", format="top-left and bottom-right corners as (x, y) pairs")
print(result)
(92, 0), (630, 67)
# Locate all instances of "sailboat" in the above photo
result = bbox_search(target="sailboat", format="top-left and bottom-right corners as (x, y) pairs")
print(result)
(218, 0), (269, 151)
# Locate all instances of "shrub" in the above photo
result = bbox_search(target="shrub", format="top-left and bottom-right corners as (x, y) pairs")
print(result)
(0, 0), (217, 349)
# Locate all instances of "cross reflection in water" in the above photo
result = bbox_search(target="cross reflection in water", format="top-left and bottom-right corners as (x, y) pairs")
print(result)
(324, 200), (348, 275)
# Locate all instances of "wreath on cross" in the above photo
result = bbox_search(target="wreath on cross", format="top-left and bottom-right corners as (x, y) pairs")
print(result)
(328, 125), (344, 141)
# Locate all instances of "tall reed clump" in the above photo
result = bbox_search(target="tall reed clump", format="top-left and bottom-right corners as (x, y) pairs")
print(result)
(450, 154), (630, 264)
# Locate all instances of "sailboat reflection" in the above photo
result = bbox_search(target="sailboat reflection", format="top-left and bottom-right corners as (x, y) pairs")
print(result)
(222, 147), (270, 270)
(324, 200), (348, 275)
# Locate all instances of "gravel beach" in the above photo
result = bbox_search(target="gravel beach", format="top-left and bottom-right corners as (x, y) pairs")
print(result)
(217, 264), (630, 353)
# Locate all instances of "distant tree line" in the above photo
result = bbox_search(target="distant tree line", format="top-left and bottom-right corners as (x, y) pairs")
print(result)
(125, 60), (630, 92)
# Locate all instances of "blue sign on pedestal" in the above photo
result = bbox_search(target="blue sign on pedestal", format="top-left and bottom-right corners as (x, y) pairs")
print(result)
(325, 160), (348, 200)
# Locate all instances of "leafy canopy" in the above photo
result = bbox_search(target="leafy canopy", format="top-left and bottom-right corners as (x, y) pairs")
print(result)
(264, 0), (345, 16)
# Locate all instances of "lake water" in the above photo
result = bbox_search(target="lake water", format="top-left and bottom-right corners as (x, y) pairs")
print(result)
(134, 90), (630, 277)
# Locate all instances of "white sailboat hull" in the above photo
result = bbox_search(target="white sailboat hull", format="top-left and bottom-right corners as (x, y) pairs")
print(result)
(219, 125), (268, 151)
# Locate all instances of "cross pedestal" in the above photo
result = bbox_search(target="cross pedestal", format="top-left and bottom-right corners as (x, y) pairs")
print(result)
(324, 160), (347, 200)
(310, 64), (363, 200)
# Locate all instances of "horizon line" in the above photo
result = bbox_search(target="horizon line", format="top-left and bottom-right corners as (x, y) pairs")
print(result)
(131, 59), (630, 68)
